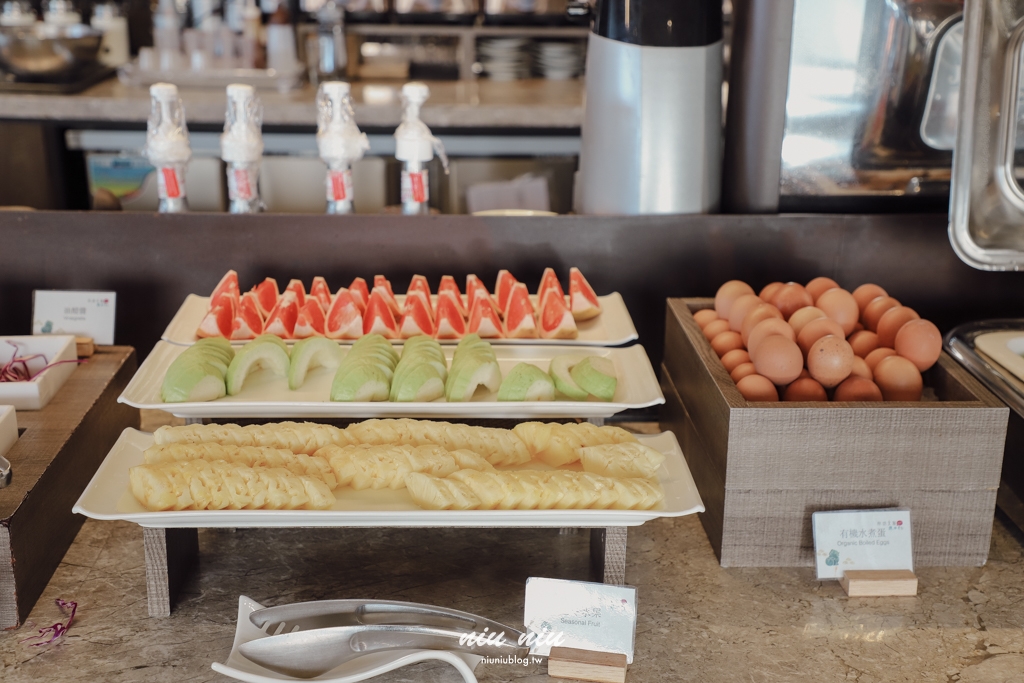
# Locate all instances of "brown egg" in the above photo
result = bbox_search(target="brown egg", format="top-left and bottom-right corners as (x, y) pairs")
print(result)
(874, 356), (923, 401)
(703, 319), (731, 342)
(816, 288), (859, 336)
(861, 296), (901, 331)
(728, 294), (765, 332)
(783, 377), (828, 402)
(850, 356), (872, 380)
(736, 374), (779, 401)
(760, 282), (784, 302)
(865, 347), (897, 371)
(797, 318), (846, 356)
(797, 368), (811, 380)
(747, 318), (796, 357)
(721, 348), (752, 373)
(833, 376), (883, 402)
(770, 283), (815, 319)
(894, 319), (942, 371)
(847, 330), (879, 358)
(852, 283), (888, 312)
(807, 335), (854, 388)
(876, 306), (920, 348)
(751, 335), (804, 385)
(852, 322), (865, 333)
(740, 304), (784, 345)
(715, 280), (755, 319)
(711, 331), (745, 357)
(731, 362), (757, 383)
(788, 306), (828, 335)
(693, 309), (719, 329)
(806, 277), (840, 301)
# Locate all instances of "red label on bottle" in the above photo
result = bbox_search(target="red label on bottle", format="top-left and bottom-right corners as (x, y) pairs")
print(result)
(410, 171), (426, 203)
(233, 168), (252, 200)
(160, 167), (181, 199)
(330, 170), (347, 201)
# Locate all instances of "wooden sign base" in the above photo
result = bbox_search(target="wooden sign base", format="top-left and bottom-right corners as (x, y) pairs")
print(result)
(840, 570), (918, 597)
(548, 647), (628, 683)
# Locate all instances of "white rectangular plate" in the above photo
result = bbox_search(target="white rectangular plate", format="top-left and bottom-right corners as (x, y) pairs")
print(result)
(119, 341), (664, 419)
(161, 293), (639, 347)
(0, 335), (77, 410)
(973, 331), (1024, 383)
(72, 428), (705, 528)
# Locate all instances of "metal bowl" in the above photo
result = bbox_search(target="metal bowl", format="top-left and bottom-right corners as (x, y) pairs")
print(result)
(0, 24), (102, 79)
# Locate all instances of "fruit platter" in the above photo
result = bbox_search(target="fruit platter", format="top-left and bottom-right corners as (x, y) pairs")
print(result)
(160, 268), (639, 347)
(73, 420), (705, 528)
(119, 335), (664, 419)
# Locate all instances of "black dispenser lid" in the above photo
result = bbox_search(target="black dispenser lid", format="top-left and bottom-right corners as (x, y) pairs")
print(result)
(593, 0), (722, 47)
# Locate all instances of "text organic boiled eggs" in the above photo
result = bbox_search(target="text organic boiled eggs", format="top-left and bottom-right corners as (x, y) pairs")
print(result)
(695, 278), (944, 403)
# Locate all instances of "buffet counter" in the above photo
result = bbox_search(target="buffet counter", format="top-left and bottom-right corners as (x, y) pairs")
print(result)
(0, 78), (584, 129)
(0, 410), (1021, 683)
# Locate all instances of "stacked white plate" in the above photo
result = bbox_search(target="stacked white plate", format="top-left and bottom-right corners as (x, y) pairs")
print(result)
(478, 37), (531, 81)
(533, 41), (583, 80)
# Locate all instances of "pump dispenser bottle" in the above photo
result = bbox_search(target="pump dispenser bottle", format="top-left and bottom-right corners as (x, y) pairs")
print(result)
(221, 84), (264, 214)
(394, 82), (448, 215)
(146, 83), (192, 214)
(317, 82), (369, 215)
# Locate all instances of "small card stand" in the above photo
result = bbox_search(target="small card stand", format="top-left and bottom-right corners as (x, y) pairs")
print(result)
(76, 337), (95, 358)
(548, 647), (628, 683)
(840, 570), (918, 597)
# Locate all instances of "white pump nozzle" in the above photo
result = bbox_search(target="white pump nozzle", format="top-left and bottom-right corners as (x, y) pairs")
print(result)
(394, 81), (447, 170)
(146, 82), (191, 166)
(221, 83), (263, 164)
(317, 81), (370, 165)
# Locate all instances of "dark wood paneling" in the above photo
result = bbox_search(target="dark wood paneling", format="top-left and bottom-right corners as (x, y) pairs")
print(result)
(3, 212), (1024, 375)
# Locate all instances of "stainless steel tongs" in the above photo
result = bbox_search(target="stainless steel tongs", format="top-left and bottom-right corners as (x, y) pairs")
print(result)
(241, 599), (528, 679)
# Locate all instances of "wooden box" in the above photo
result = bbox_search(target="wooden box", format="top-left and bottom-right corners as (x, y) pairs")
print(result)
(1, 347), (139, 628)
(660, 299), (1009, 567)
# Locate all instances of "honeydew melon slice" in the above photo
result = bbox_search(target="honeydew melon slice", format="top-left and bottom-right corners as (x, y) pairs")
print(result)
(351, 333), (399, 363)
(498, 363), (555, 402)
(331, 363), (391, 402)
(391, 363), (445, 402)
(339, 355), (395, 381)
(252, 334), (290, 355)
(570, 356), (617, 402)
(162, 360), (227, 403)
(226, 339), (291, 395)
(288, 337), (343, 390)
(444, 356), (502, 402)
(548, 354), (589, 401)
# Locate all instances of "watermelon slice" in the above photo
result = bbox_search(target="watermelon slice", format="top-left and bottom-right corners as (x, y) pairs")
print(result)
(495, 270), (517, 316)
(294, 299), (327, 338)
(230, 292), (264, 340)
(325, 287), (363, 340)
(466, 274), (499, 316)
(468, 296), (504, 338)
(284, 279), (307, 308)
(251, 277), (279, 318)
(349, 277), (369, 312)
(362, 289), (399, 339)
(537, 268), (564, 305)
(371, 284), (401, 317)
(399, 292), (435, 338)
(438, 275), (466, 318)
(210, 270), (240, 307)
(569, 267), (602, 321)
(197, 298), (235, 338)
(503, 282), (537, 339)
(264, 291), (300, 338)
(434, 290), (467, 339)
(310, 276), (332, 312)
(539, 288), (578, 340)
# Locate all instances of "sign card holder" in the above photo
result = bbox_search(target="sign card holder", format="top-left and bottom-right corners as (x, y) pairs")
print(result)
(812, 508), (917, 597)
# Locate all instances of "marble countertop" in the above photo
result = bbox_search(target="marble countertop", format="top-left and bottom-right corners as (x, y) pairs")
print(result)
(1, 416), (1022, 682)
(0, 78), (584, 129)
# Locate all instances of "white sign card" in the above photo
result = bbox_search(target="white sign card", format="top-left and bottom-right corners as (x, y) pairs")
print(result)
(32, 291), (116, 345)
(523, 577), (637, 663)
(812, 508), (913, 580)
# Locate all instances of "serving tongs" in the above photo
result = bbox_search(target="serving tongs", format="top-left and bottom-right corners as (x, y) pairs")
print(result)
(241, 599), (528, 679)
